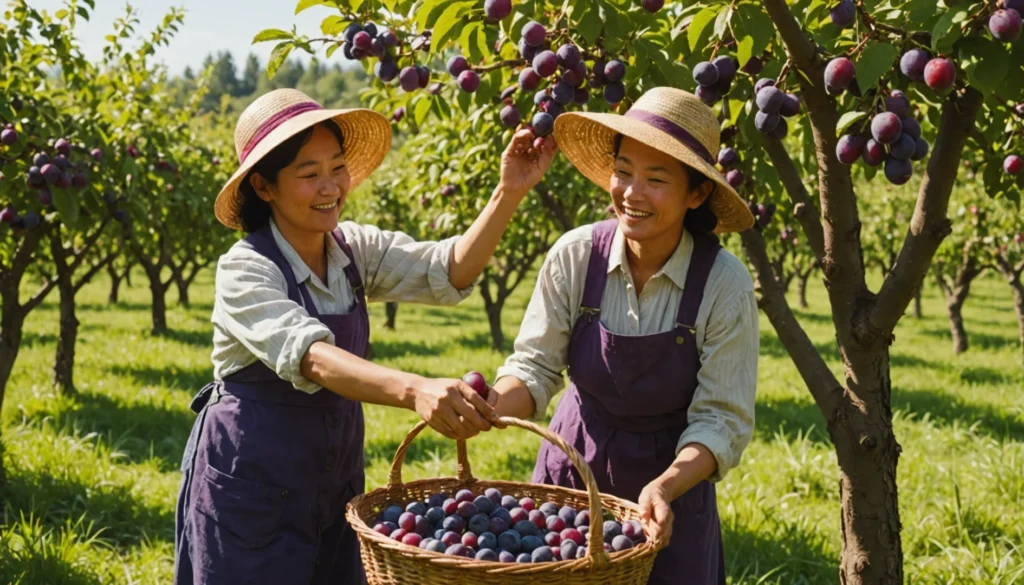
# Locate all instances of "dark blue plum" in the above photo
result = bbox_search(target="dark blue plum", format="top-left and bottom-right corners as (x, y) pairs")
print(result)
(501, 495), (519, 510)
(693, 61), (719, 87)
(477, 532), (498, 551)
(602, 521), (622, 543)
(499, 550), (517, 562)
(531, 546), (554, 562)
(425, 506), (445, 525)
(890, 133), (916, 160)
(514, 520), (539, 537)
(442, 516), (465, 533)
(406, 502), (427, 516)
(484, 488), (502, 505)
(560, 540), (578, 559)
(756, 86), (784, 114)
(469, 513), (491, 535)
(516, 553), (533, 563)
(539, 502), (560, 517)
(521, 535), (544, 553)
(473, 495), (494, 515)
(382, 505), (404, 524)
(475, 549), (499, 561)
(558, 506), (577, 526)
(498, 530), (522, 552)
(611, 535), (634, 552)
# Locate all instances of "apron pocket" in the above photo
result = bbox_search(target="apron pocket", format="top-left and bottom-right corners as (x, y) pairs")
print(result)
(195, 464), (286, 549)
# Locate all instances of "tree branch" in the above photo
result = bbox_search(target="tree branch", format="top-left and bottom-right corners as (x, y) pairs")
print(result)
(869, 87), (984, 337)
(67, 218), (112, 274)
(763, 138), (825, 261)
(740, 228), (845, 424)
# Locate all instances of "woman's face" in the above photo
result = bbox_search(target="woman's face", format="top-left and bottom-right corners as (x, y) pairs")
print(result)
(252, 124), (351, 234)
(609, 136), (708, 245)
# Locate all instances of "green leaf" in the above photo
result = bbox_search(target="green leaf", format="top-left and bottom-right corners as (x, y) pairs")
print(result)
(415, 96), (433, 126)
(432, 2), (472, 50)
(295, 0), (327, 14)
(737, 35), (754, 67)
(253, 29), (292, 43)
(854, 42), (898, 93)
(55, 9), (68, 19)
(688, 7), (718, 51)
(713, 6), (732, 39)
(728, 99), (744, 125)
(51, 188), (79, 226)
(418, 0), (451, 31)
(932, 8), (967, 54)
(734, 4), (773, 63)
(267, 42), (293, 78)
(326, 41), (343, 59)
(461, 22), (486, 63)
(578, 1), (603, 46)
(962, 38), (1009, 96)
(836, 111), (867, 134)
(321, 15), (346, 36)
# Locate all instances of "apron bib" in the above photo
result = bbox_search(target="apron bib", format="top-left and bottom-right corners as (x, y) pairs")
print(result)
(533, 219), (726, 585)
(174, 224), (370, 585)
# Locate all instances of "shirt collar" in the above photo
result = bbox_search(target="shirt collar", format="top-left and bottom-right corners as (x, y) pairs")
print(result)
(607, 224), (692, 291)
(269, 218), (351, 289)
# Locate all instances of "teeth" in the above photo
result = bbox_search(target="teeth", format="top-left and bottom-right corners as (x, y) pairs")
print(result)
(623, 208), (652, 218)
(312, 202), (337, 210)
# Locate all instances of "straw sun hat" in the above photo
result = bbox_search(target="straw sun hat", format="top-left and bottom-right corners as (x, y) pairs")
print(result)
(214, 88), (392, 231)
(554, 87), (755, 233)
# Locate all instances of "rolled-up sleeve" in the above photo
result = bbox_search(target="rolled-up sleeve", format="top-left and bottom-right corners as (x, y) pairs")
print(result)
(495, 250), (574, 420)
(341, 222), (473, 306)
(214, 248), (333, 394)
(678, 285), (759, 482)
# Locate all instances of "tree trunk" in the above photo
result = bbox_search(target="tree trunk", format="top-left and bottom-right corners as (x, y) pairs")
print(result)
(107, 262), (124, 304)
(946, 298), (968, 355)
(174, 270), (191, 308)
(798, 274), (810, 309)
(385, 302), (398, 330)
(834, 350), (904, 585)
(485, 302), (505, 351)
(151, 278), (168, 333)
(0, 285), (26, 500)
(913, 285), (922, 319)
(1010, 279), (1024, 367)
(52, 280), (79, 395)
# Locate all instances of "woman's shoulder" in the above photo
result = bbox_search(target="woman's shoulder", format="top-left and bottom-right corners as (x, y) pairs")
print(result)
(216, 236), (284, 280)
(548, 222), (599, 261)
(708, 244), (755, 295)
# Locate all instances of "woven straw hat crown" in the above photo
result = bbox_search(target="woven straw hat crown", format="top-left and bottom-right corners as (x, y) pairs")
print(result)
(634, 87), (721, 161)
(233, 89), (316, 163)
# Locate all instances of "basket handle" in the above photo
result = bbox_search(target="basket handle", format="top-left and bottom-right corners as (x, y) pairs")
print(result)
(387, 416), (613, 566)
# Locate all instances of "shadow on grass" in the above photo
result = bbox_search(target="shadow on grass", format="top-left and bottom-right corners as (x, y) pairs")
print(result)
(920, 326), (1017, 351)
(0, 548), (103, 585)
(958, 365), (1023, 386)
(723, 517), (838, 584)
(894, 387), (1024, 442)
(4, 465), (176, 550)
(364, 432), (456, 468)
(152, 328), (211, 348)
(20, 332), (57, 348)
(367, 339), (452, 360)
(106, 363), (212, 393)
(755, 396), (831, 446)
(24, 391), (194, 473)
(78, 301), (151, 312)
(455, 331), (512, 354)
(419, 307), (480, 326)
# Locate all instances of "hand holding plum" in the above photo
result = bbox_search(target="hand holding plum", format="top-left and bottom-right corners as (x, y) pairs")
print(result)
(499, 128), (557, 198)
(412, 376), (500, 440)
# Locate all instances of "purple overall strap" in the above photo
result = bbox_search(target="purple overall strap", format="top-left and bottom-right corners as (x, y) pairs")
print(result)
(329, 227), (365, 304)
(676, 232), (720, 329)
(580, 219), (619, 312)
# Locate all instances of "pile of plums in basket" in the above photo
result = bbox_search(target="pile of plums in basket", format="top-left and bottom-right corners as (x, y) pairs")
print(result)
(371, 488), (646, 563)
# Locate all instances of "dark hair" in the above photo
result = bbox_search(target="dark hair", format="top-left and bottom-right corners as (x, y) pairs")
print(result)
(612, 134), (719, 243)
(238, 121), (346, 233)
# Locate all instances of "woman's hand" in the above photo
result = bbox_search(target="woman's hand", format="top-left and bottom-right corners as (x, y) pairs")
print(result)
(499, 128), (558, 197)
(411, 376), (500, 440)
(637, 479), (675, 545)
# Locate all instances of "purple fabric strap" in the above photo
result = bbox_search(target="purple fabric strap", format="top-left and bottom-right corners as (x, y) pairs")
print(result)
(240, 102), (323, 163)
(624, 109), (715, 164)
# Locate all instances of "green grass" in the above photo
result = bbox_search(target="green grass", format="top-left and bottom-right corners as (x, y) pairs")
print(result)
(1, 267), (1022, 584)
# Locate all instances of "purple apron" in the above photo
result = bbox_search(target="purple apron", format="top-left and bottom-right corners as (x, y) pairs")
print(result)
(174, 224), (369, 585)
(532, 219), (725, 585)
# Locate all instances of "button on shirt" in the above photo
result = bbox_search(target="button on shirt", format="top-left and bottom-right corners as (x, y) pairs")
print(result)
(211, 219), (472, 393)
(496, 224), (758, 481)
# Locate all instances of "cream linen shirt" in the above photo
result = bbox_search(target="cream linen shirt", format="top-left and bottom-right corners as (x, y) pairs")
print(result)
(211, 218), (472, 393)
(496, 224), (758, 481)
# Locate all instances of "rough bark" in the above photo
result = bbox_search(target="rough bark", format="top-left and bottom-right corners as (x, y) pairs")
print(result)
(149, 270), (169, 333)
(107, 262), (124, 304)
(913, 285), (922, 319)
(127, 225), (174, 334)
(933, 238), (984, 355)
(478, 271), (509, 351)
(170, 258), (206, 308)
(798, 272), (810, 309)
(385, 302), (399, 330)
(485, 302), (506, 352)
(762, 138), (826, 261)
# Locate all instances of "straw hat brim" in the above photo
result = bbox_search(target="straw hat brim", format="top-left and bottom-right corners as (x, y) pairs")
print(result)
(553, 112), (755, 234)
(214, 108), (392, 231)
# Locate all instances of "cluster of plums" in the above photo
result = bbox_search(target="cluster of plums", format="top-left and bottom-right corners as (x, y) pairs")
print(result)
(835, 90), (929, 185)
(371, 487), (645, 563)
(753, 79), (799, 140)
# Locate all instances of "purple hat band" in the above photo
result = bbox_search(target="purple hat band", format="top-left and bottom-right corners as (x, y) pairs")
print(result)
(623, 109), (715, 165)
(240, 101), (324, 164)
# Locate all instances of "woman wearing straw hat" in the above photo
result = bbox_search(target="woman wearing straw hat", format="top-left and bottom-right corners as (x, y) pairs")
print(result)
(489, 87), (758, 583)
(173, 88), (556, 585)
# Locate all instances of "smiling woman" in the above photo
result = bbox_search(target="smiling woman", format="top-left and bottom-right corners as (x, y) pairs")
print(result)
(173, 88), (557, 585)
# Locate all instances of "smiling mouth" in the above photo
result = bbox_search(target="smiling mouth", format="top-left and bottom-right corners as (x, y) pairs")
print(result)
(311, 200), (339, 211)
(622, 207), (652, 219)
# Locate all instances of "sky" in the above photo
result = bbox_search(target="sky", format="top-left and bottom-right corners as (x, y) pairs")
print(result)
(31, 0), (335, 75)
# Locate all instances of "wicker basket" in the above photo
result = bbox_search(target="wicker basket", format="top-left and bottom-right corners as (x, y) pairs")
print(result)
(346, 417), (668, 585)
